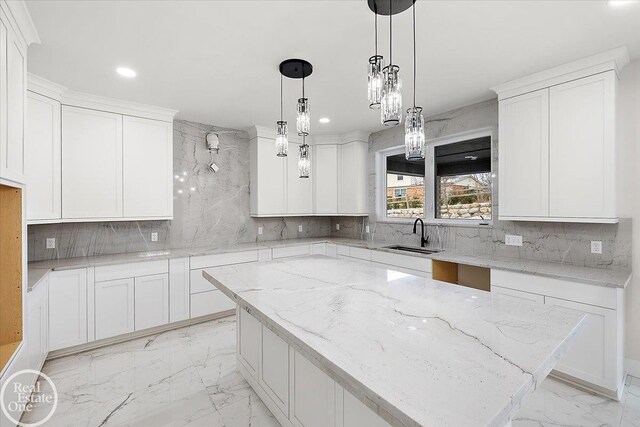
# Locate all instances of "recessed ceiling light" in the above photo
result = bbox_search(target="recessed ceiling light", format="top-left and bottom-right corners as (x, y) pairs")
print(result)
(116, 67), (136, 78)
(608, 0), (637, 7)
(319, 117), (330, 124)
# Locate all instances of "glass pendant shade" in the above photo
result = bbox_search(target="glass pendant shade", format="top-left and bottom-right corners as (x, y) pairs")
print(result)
(381, 65), (402, 126)
(368, 55), (384, 109)
(296, 98), (310, 136)
(275, 121), (288, 157)
(405, 107), (425, 160)
(298, 142), (310, 178)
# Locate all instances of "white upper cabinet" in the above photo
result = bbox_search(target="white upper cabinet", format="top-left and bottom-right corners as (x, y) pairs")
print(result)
(498, 88), (549, 218)
(62, 105), (124, 219)
(492, 48), (629, 223)
(287, 141), (313, 215)
(250, 133), (286, 216)
(25, 90), (61, 221)
(338, 140), (368, 215)
(123, 116), (173, 218)
(313, 144), (338, 214)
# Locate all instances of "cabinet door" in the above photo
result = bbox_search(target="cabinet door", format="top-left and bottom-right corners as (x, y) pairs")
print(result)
(123, 116), (173, 218)
(549, 71), (616, 219)
(314, 144), (338, 214)
(49, 269), (87, 351)
(1, 26), (26, 183)
(498, 88), (549, 218)
(287, 142), (313, 215)
(134, 273), (169, 331)
(27, 284), (45, 371)
(62, 106), (123, 219)
(95, 278), (134, 340)
(260, 325), (289, 416)
(338, 141), (367, 215)
(291, 350), (335, 427)
(169, 257), (190, 322)
(238, 308), (261, 378)
(492, 286), (544, 304)
(545, 297), (617, 390)
(250, 137), (286, 215)
(342, 388), (390, 427)
(25, 91), (61, 221)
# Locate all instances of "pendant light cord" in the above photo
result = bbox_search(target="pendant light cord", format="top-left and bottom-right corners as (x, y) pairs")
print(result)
(389, 0), (393, 65)
(413, 0), (416, 108)
(280, 73), (283, 120)
(374, 11), (378, 56)
(302, 75), (305, 99)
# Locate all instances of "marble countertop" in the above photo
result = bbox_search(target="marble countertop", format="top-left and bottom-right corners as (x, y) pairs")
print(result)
(203, 255), (586, 427)
(27, 237), (631, 290)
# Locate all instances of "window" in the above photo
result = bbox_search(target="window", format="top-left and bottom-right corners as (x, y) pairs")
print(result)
(434, 136), (492, 221)
(385, 153), (425, 219)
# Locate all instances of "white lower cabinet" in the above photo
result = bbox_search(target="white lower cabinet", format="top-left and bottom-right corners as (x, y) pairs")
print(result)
(492, 285), (545, 304)
(190, 290), (235, 318)
(134, 273), (169, 331)
(291, 349), (336, 427)
(260, 325), (289, 415)
(239, 308), (262, 377)
(342, 388), (390, 427)
(169, 257), (190, 322)
(48, 268), (87, 351)
(95, 278), (135, 340)
(27, 279), (49, 373)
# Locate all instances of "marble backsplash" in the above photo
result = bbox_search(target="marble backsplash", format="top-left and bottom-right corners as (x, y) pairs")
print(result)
(331, 99), (631, 271)
(28, 120), (331, 261)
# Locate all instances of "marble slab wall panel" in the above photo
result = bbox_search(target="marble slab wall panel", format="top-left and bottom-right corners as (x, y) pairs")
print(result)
(331, 99), (631, 270)
(28, 120), (330, 261)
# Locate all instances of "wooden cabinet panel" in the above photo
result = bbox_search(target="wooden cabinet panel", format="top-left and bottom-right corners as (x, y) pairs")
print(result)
(291, 349), (335, 427)
(122, 116), (173, 218)
(314, 144), (338, 214)
(288, 142), (313, 215)
(134, 273), (169, 331)
(238, 308), (261, 377)
(498, 88), (549, 218)
(25, 91), (61, 221)
(94, 278), (134, 340)
(62, 106), (123, 219)
(48, 269), (87, 351)
(260, 325), (289, 415)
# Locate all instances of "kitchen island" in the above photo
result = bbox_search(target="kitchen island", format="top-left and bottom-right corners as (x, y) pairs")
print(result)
(203, 255), (586, 427)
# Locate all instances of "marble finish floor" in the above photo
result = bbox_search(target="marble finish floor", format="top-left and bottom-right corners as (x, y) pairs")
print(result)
(22, 317), (640, 427)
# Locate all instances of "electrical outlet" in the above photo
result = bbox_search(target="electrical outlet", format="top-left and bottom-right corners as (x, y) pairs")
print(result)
(505, 234), (523, 247)
(298, 225), (303, 232)
(46, 238), (56, 249)
(336, 223), (340, 231)
(151, 232), (158, 242)
(591, 241), (603, 254)
(258, 226), (263, 235)
(365, 225), (370, 233)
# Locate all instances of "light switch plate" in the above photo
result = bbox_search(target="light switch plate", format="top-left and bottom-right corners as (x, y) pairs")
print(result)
(298, 225), (303, 232)
(151, 232), (158, 242)
(505, 234), (523, 247)
(336, 224), (340, 231)
(46, 238), (56, 249)
(591, 241), (603, 254)
(258, 226), (263, 235)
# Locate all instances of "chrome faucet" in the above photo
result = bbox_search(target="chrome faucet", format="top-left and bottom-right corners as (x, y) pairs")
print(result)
(412, 218), (429, 248)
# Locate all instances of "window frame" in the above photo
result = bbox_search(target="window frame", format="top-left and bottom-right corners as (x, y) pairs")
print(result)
(376, 127), (494, 227)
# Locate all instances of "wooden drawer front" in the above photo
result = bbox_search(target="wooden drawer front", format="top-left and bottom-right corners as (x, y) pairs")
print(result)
(260, 325), (290, 415)
(190, 250), (259, 270)
(94, 259), (168, 282)
(347, 247), (371, 261)
(190, 289), (235, 318)
(310, 243), (326, 255)
(272, 244), (311, 259)
(371, 251), (431, 273)
(238, 308), (261, 377)
(546, 297), (617, 390)
(490, 269), (617, 309)
(492, 286), (544, 304)
(190, 268), (218, 294)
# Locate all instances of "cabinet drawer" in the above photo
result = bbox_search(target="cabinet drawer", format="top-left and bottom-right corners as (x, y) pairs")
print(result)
(190, 289), (235, 318)
(492, 285), (544, 304)
(371, 251), (431, 273)
(190, 250), (258, 270)
(94, 259), (168, 282)
(190, 268), (218, 294)
(347, 247), (371, 261)
(272, 244), (311, 259)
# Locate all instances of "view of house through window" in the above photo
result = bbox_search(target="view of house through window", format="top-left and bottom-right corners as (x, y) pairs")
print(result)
(386, 154), (425, 218)
(435, 136), (492, 220)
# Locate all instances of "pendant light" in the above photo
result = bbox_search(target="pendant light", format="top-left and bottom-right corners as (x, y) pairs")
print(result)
(405, 1), (425, 160)
(380, 0), (402, 126)
(367, 12), (384, 109)
(275, 74), (288, 157)
(297, 76), (310, 136)
(298, 136), (310, 178)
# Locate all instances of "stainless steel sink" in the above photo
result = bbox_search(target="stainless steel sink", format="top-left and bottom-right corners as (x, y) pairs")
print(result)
(383, 245), (441, 255)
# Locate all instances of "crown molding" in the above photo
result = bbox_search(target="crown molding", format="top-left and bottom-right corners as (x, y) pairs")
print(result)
(1, 0), (40, 45)
(62, 90), (178, 122)
(27, 73), (66, 101)
(491, 47), (630, 100)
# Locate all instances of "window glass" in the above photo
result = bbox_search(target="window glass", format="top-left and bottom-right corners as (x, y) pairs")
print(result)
(386, 154), (425, 218)
(435, 137), (492, 220)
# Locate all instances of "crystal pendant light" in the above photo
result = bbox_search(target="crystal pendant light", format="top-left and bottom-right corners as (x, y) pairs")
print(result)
(368, 12), (383, 109)
(298, 137), (310, 178)
(275, 74), (288, 157)
(381, 2), (402, 126)
(405, 1), (425, 160)
(297, 77), (310, 136)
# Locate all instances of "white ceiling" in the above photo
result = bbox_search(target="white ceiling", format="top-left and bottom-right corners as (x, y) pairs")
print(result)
(25, 0), (640, 135)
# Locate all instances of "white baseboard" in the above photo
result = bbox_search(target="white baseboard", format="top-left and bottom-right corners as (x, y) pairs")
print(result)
(626, 358), (640, 379)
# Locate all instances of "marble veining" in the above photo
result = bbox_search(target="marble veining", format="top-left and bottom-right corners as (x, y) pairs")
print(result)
(204, 255), (586, 427)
